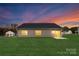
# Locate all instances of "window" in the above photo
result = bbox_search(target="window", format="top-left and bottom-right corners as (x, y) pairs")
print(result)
(35, 30), (42, 36)
(21, 30), (28, 36)
(51, 30), (61, 37)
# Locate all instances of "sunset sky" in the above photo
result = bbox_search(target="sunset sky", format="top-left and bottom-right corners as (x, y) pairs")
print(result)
(0, 3), (79, 27)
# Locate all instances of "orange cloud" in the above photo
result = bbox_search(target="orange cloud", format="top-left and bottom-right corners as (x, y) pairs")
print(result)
(52, 9), (79, 26)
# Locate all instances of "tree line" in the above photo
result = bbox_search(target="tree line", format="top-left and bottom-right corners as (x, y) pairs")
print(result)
(62, 26), (78, 34)
(0, 26), (78, 36)
(0, 27), (17, 36)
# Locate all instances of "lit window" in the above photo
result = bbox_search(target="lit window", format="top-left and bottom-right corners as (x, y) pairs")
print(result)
(51, 31), (56, 34)
(21, 30), (28, 36)
(51, 30), (61, 37)
(35, 30), (42, 36)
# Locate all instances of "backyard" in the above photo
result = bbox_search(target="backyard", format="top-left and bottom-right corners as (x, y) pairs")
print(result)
(0, 34), (78, 56)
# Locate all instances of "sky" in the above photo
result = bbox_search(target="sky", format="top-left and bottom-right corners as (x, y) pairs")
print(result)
(0, 3), (79, 27)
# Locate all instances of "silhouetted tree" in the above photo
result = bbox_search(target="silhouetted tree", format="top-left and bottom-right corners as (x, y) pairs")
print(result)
(62, 26), (69, 32)
(70, 27), (78, 34)
(0, 24), (18, 36)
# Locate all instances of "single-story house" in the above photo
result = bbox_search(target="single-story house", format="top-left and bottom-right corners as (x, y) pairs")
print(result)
(17, 23), (62, 38)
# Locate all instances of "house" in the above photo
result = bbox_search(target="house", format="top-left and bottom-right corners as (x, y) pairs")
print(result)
(62, 30), (72, 35)
(5, 31), (15, 37)
(17, 23), (62, 39)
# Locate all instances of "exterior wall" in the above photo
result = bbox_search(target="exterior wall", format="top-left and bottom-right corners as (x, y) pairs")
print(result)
(17, 29), (62, 37)
(51, 30), (62, 37)
(17, 30), (27, 37)
(28, 30), (35, 37)
(42, 30), (51, 37)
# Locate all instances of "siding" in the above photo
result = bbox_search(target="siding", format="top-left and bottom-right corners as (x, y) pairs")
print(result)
(42, 30), (51, 37)
(17, 29), (62, 37)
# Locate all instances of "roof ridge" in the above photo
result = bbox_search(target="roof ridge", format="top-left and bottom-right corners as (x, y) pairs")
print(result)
(22, 23), (57, 24)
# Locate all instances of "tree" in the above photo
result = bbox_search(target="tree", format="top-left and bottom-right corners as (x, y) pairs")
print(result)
(70, 27), (78, 34)
(62, 26), (69, 32)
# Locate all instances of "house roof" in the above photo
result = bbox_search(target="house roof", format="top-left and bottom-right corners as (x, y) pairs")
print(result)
(17, 23), (61, 29)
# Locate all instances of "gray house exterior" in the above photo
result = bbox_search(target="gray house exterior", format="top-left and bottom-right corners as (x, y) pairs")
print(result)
(17, 23), (62, 38)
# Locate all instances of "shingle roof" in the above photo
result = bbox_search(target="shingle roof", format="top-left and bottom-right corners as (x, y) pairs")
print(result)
(17, 23), (61, 29)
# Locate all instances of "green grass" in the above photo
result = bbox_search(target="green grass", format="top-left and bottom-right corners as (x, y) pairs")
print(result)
(0, 35), (79, 56)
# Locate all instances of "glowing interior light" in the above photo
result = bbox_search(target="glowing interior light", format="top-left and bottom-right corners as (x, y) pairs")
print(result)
(35, 30), (42, 36)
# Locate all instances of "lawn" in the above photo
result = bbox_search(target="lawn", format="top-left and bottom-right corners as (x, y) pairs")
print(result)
(0, 35), (79, 56)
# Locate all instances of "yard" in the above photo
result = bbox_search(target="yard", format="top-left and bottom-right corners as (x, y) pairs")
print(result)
(0, 34), (79, 56)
